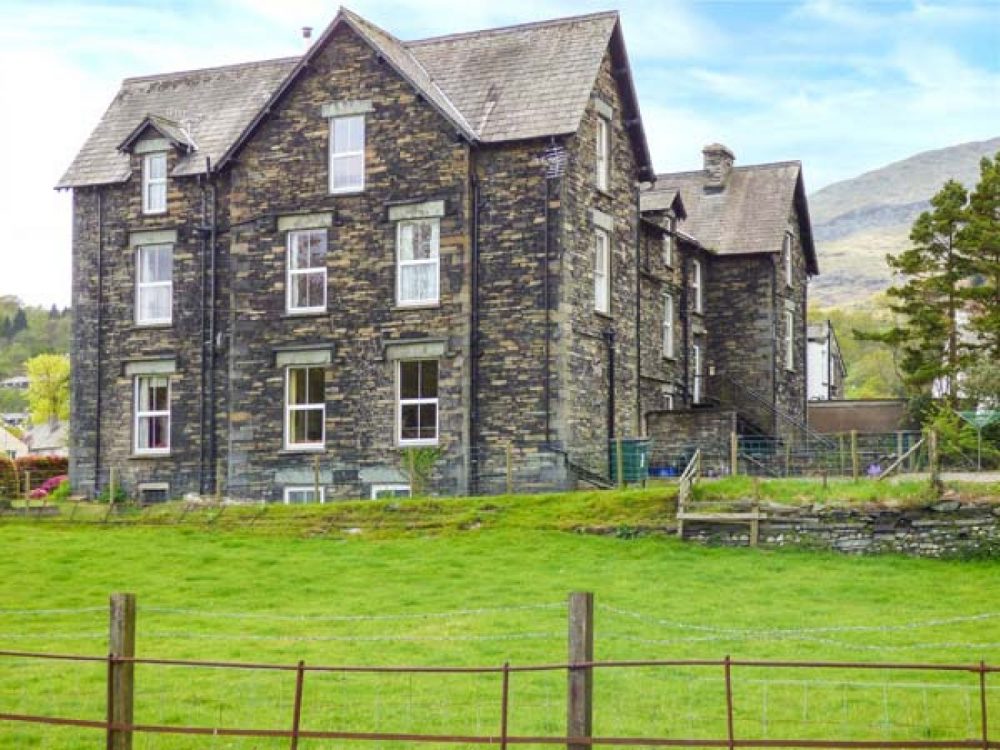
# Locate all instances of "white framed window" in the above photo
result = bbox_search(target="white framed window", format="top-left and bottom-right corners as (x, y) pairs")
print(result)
(285, 366), (325, 450)
(396, 219), (440, 306)
(664, 217), (676, 268)
(692, 258), (703, 313)
(371, 484), (412, 500)
(785, 310), (795, 371)
(692, 344), (702, 404)
(135, 243), (172, 325)
(329, 114), (365, 193)
(134, 376), (170, 455)
(398, 360), (438, 445)
(594, 228), (610, 314)
(284, 487), (325, 504)
(595, 115), (610, 191)
(784, 232), (794, 287)
(662, 292), (675, 359)
(142, 152), (167, 214)
(287, 229), (327, 313)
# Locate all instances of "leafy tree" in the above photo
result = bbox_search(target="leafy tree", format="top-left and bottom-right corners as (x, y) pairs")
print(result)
(863, 181), (971, 404)
(24, 354), (70, 425)
(962, 358), (1000, 407)
(959, 153), (1000, 359)
(0, 317), (9, 339)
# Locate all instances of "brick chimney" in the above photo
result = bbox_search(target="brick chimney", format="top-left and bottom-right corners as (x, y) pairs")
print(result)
(702, 143), (735, 188)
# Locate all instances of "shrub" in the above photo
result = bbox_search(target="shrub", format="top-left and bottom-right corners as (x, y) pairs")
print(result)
(29, 474), (67, 499)
(49, 479), (71, 502)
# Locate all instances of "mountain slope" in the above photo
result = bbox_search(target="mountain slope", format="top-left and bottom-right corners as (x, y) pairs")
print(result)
(810, 136), (1000, 307)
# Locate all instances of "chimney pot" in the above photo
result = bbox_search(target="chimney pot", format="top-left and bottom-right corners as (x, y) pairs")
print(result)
(703, 143), (735, 188)
(302, 26), (313, 41)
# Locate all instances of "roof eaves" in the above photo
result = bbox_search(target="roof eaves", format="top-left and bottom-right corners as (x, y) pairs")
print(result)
(607, 19), (654, 182)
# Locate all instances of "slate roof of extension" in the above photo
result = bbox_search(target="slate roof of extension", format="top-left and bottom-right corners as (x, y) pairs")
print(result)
(58, 8), (652, 188)
(644, 162), (819, 275)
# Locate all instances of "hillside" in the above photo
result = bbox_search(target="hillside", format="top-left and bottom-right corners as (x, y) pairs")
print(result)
(0, 296), (71, 413)
(810, 136), (1000, 307)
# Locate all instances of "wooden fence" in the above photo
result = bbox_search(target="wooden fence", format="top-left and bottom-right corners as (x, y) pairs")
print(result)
(0, 592), (997, 749)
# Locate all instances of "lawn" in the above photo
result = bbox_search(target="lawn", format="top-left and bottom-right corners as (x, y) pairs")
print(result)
(1, 498), (999, 749)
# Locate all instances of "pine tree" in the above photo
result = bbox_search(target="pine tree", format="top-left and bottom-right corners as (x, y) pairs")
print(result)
(959, 152), (1000, 360)
(876, 180), (971, 404)
(11, 308), (27, 335)
(0, 317), (10, 339)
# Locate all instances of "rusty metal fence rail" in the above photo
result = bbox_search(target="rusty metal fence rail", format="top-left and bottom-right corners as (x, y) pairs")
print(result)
(1, 648), (997, 749)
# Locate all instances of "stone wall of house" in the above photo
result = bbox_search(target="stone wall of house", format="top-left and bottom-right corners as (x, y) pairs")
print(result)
(69, 189), (101, 497)
(705, 254), (775, 434)
(638, 220), (683, 418)
(646, 408), (736, 472)
(683, 501), (1000, 558)
(69, 144), (218, 500)
(773, 207), (809, 436)
(224, 23), (473, 500)
(558, 50), (641, 477)
(472, 140), (566, 492)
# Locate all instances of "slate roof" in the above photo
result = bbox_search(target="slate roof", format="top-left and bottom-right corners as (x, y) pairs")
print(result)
(59, 8), (653, 188)
(58, 57), (298, 188)
(644, 162), (819, 275)
(118, 114), (198, 153)
(410, 12), (617, 142)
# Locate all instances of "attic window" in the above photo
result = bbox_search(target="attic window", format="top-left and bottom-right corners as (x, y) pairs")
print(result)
(142, 153), (167, 214)
(595, 114), (611, 191)
(664, 216), (676, 268)
(783, 232), (794, 287)
(329, 115), (365, 194)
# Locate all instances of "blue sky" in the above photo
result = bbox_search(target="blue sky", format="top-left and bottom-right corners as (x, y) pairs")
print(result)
(0, 0), (997, 307)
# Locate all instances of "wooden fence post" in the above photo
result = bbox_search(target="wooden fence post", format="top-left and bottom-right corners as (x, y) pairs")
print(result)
(730, 432), (739, 477)
(850, 430), (859, 482)
(567, 592), (593, 750)
(108, 593), (136, 750)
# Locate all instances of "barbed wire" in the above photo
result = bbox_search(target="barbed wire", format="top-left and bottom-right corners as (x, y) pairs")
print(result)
(603, 632), (1000, 653)
(0, 607), (106, 617)
(139, 601), (564, 622)
(599, 604), (1000, 635)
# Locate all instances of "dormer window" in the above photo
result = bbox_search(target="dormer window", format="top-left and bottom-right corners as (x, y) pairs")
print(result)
(692, 258), (703, 313)
(142, 152), (167, 214)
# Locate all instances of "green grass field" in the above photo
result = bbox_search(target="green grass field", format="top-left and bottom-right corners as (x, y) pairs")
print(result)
(1, 487), (999, 748)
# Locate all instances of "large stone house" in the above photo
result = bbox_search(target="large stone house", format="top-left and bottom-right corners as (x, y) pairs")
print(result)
(59, 9), (818, 501)
(639, 145), (818, 459)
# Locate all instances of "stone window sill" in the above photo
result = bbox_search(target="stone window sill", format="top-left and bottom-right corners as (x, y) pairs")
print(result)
(282, 311), (327, 319)
(133, 323), (173, 331)
(594, 310), (613, 321)
(279, 447), (327, 455)
(129, 452), (172, 460)
(393, 302), (441, 311)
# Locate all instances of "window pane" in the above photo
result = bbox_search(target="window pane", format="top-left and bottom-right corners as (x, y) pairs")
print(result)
(140, 245), (171, 283)
(289, 368), (306, 405)
(138, 415), (168, 451)
(150, 379), (168, 411)
(333, 115), (364, 152)
(305, 409), (323, 442)
(307, 367), (324, 403)
(308, 233), (327, 266)
(306, 272), (325, 308)
(400, 263), (437, 303)
(147, 182), (166, 212)
(148, 154), (166, 179)
(400, 404), (419, 440)
(399, 362), (419, 399)
(332, 155), (363, 189)
(420, 361), (438, 398)
(418, 403), (437, 440)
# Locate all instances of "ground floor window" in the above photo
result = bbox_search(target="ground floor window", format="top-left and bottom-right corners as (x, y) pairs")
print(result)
(397, 359), (438, 445)
(285, 366), (325, 449)
(134, 376), (170, 454)
(371, 484), (411, 500)
(284, 486), (325, 504)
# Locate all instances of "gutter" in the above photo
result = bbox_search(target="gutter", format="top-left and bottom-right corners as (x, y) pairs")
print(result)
(468, 146), (481, 495)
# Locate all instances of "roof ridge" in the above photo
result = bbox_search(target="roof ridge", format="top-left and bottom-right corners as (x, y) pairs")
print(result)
(406, 9), (618, 46)
(123, 55), (300, 84)
(340, 8), (476, 137)
(655, 160), (802, 182)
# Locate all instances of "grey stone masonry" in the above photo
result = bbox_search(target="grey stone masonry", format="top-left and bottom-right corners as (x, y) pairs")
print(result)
(66, 11), (653, 500)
